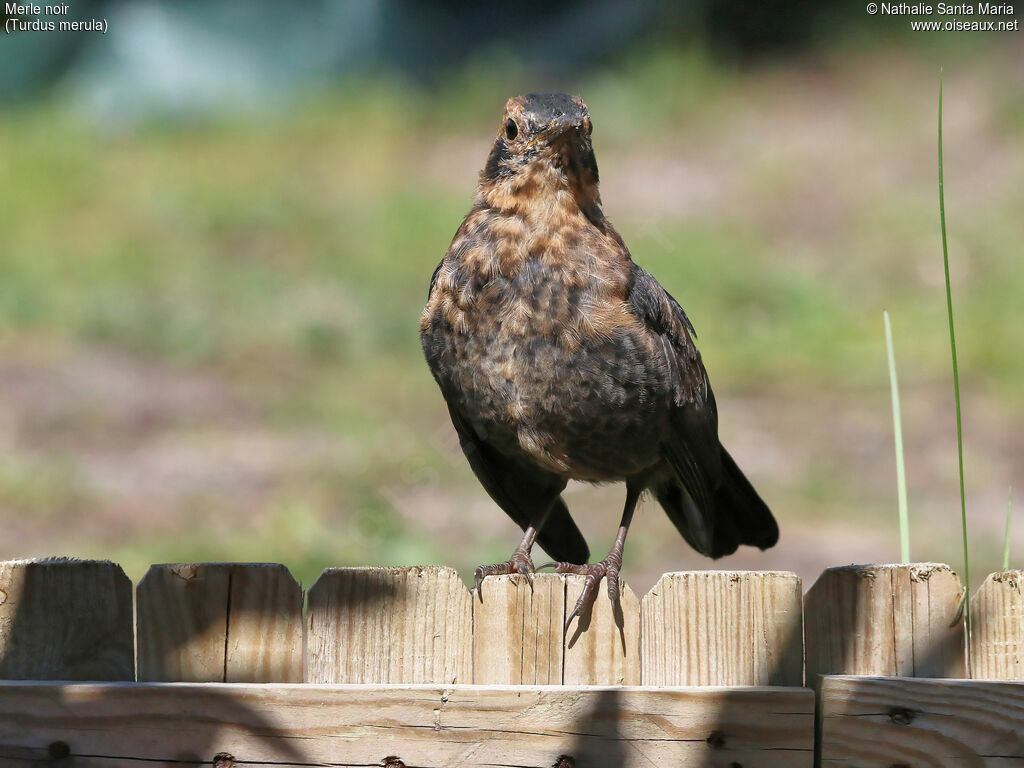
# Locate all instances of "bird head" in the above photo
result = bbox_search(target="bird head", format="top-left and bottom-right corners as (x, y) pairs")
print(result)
(479, 93), (600, 212)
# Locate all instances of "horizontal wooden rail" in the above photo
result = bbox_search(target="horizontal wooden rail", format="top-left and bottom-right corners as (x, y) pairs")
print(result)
(1, 678), (1023, 767)
(819, 676), (1024, 766)
(0, 682), (815, 768)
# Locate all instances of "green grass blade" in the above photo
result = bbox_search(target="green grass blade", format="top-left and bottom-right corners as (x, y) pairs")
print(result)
(884, 310), (910, 563)
(938, 73), (971, 672)
(1004, 487), (1013, 571)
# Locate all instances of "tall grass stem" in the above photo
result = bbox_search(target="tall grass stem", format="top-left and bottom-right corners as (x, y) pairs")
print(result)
(884, 311), (910, 563)
(938, 73), (970, 672)
(1004, 487), (1013, 571)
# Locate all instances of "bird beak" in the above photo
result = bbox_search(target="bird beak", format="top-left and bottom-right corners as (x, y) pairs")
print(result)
(527, 117), (584, 148)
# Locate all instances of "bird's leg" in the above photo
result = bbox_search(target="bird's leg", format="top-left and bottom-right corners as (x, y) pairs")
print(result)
(541, 483), (641, 632)
(473, 524), (540, 598)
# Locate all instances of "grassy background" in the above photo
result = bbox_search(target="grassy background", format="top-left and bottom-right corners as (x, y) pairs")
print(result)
(0, 41), (1021, 594)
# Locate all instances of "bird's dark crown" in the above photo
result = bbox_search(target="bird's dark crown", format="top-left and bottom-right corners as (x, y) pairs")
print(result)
(515, 93), (589, 130)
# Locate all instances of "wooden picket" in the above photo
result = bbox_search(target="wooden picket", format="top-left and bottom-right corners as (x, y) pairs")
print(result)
(0, 557), (1021, 767)
(808, 563), (1023, 767)
(642, 570), (802, 686)
(137, 562), (303, 682)
(306, 565), (471, 684)
(0, 559), (132, 681)
(804, 562), (966, 681)
(970, 570), (1024, 680)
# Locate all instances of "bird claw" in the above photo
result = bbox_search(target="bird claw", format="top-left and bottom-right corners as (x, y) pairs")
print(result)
(472, 551), (535, 600)
(545, 559), (622, 633)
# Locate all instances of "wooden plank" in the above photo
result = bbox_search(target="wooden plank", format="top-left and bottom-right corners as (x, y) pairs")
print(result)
(563, 575), (641, 685)
(0, 682), (815, 768)
(136, 563), (228, 681)
(971, 570), (1024, 680)
(136, 563), (302, 683)
(819, 676), (1024, 767)
(224, 564), (303, 682)
(804, 563), (965, 681)
(0, 559), (132, 681)
(641, 571), (803, 686)
(472, 572), (565, 685)
(306, 566), (471, 684)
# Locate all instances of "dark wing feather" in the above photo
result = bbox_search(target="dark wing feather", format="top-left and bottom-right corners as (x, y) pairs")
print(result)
(628, 265), (776, 557)
(445, 402), (590, 565)
(628, 266), (722, 496)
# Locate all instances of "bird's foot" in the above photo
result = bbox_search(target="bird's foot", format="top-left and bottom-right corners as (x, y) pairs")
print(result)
(539, 552), (623, 632)
(473, 549), (535, 599)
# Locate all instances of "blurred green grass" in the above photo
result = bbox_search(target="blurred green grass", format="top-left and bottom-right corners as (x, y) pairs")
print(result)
(0, 43), (1021, 588)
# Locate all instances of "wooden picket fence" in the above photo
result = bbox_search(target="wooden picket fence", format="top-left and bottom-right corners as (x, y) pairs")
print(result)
(0, 559), (1021, 767)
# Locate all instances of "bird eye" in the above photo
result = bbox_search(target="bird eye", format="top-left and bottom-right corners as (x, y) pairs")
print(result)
(505, 118), (519, 141)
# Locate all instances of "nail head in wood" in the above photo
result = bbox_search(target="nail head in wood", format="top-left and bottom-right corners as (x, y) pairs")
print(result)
(887, 707), (915, 725)
(47, 741), (70, 760)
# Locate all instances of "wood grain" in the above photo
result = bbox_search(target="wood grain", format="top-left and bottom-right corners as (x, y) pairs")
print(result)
(971, 570), (1024, 680)
(136, 563), (302, 683)
(819, 675), (1024, 767)
(0, 682), (815, 768)
(472, 573), (565, 685)
(224, 563), (303, 682)
(641, 570), (803, 686)
(804, 563), (965, 682)
(0, 559), (132, 681)
(306, 566), (471, 684)
(563, 575), (641, 685)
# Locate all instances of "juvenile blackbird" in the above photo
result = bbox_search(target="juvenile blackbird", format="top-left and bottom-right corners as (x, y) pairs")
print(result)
(421, 93), (778, 629)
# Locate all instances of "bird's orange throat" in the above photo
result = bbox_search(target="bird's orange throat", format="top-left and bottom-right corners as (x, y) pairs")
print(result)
(478, 151), (600, 229)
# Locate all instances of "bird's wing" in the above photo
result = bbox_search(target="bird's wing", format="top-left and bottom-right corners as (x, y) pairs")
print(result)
(444, 401), (590, 565)
(626, 266), (708, 409)
(627, 265), (725, 543)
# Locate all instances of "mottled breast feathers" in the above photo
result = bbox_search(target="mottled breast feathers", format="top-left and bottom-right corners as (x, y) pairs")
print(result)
(421, 195), (716, 485)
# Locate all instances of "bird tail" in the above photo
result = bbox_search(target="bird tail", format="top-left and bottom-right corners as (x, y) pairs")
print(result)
(656, 446), (778, 559)
(536, 497), (590, 565)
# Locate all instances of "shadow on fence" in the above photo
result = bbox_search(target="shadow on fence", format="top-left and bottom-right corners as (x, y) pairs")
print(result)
(563, 687), (626, 768)
(0, 557), (1020, 767)
(0, 559), (311, 766)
